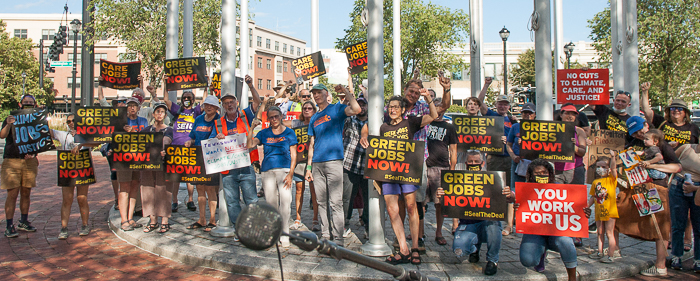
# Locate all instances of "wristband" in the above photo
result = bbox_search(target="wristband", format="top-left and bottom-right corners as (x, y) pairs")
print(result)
(445, 88), (451, 92)
(306, 165), (312, 171)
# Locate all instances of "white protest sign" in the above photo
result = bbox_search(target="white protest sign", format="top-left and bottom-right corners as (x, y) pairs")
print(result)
(201, 134), (251, 174)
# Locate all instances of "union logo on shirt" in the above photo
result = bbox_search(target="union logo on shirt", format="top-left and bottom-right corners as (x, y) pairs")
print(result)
(266, 137), (286, 143)
(313, 115), (331, 127)
(195, 126), (212, 132)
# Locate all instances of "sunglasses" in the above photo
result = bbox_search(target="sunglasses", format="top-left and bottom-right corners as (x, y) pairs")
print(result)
(616, 90), (631, 97)
(303, 107), (315, 111)
(66, 120), (73, 124)
(669, 107), (685, 112)
(116, 100), (127, 104)
(301, 95), (311, 98)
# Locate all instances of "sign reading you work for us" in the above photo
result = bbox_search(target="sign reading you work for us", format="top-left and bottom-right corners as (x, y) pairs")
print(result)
(99, 59), (141, 90)
(57, 150), (96, 187)
(110, 132), (164, 171)
(556, 69), (610, 105)
(164, 57), (208, 91)
(201, 134), (251, 174)
(519, 120), (575, 163)
(164, 145), (218, 185)
(441, 171), (507, 221)
(74, 107), (128, 143)
(345, 41), (368, 74)
(10, 109), (55, 156)
(363, 136), (425, 186)
(515, 182), (588, 238)
(292, 51), (326, 81)
(451, 115), (504, 154)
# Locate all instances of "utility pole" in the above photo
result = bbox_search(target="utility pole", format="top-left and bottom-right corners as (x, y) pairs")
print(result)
(39, 39), (44, 89)
(611, 0), (625, 94)
(469, 0), (483, 97)
(534, 0), (553, 120)
(623, 0), (640, 116)
(81, 0), (95, 107)
(392, 0), (401, 96)
(166, 0), (179, 102)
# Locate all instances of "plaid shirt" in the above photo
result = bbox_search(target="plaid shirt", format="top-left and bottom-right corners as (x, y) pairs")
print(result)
(343, 116), (368, 174)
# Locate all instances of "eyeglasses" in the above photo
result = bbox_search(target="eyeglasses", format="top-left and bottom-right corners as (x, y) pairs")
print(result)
(388, 105), (401, 110)
(268, 115), (281, 120)
(669, 107), (685, 112)
(303, 107), (315, 111)
(301, 95), (311, 98)
(65, 120), (73, 124)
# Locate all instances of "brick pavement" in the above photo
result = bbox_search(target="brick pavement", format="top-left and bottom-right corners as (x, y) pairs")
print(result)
(0, 153), (270, 280)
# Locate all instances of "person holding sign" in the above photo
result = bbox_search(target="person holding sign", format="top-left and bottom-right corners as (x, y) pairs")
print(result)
(591, 90), (631, 133)
(640, 82), (700, 148)
(553, 105), (588, 185)
(184, 96), (221, 232)
(1, 95), (40, 238)
(586, 151), (619, 263)
(504, 102), (536, 236)
(140, 104), (174, 233)
(247, 104), (298, 247)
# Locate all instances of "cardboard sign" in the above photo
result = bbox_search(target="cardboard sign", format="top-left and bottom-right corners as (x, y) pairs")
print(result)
(211, 71), (221, 98)
(74, 107), (128, 143)
(345, 41), (368, 74)
(515, 182), (588, 238)
(261, 111), (300, 129)
(585, 130), (626, 184)
(164, 145), (219, 185)
(99, 60), (141, 90)
(292, 51), (326, 81)
(520, 120), (575, 163)
(556, 69), (610, 105)
(632, 188), (664, 216)
(9, 109), (55, 156)
(363, 136), (425, 185)
(201, 134), (251, 174)
(164, 57), (208, 91)
(452, 115), (504, 154)
(110, 132), (164, 171)
(441, 170), (507, 221)
(617, 148), (652, 187)
(57, 150), (96, 186)
(292, 125), (310, 163)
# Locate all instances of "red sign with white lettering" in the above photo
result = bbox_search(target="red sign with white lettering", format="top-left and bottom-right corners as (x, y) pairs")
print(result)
(515, 182), (588, 238)
(556, 69), (609, 105)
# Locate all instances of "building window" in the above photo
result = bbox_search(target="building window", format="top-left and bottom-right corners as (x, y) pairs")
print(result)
(274, 41), (279, 51)
(290, 45), (294, 55)
(297, 47), (301, 56)
(266, 79), (272, 90)
(41, 29), (55, 40)
(283, 43), (287, 53)
(67, 77), (81, 89)
(283, 62), (288, 72)
(249, 56), (253, 69)
(276, 61), (282, 73)
(67, 53), (82, 65)
(257, 36), (262, 47)
(14, 29), (27, 39)
(257, 79), (263, 89)
(69, 32), (82, 41)
(94, 53), (108, 64)
(249, 29), (253, 46)
(266, 39), (271, 49)
(266, 59), (271, 69)
(257, 57), (262, 68)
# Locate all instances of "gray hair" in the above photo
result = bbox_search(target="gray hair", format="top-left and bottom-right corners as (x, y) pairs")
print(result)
(267, 106), (283, 117)
(132, 87), (144, 95)
(466, 150), (484, 161)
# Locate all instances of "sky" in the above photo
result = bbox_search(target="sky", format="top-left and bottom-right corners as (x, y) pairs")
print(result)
(2, 0), (609, 49)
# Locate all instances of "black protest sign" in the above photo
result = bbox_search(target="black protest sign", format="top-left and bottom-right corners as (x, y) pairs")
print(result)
(585, 129), (626, 184)
(441, 170), (507, 221)
(211, 72), (221, 98)
(57, 150), (96, 186)
(292, 51), (326, 81)
(110, 132), (164, 171)
(344, 41), (368, 74)
(164, 145), (218, 185)
(520, 120), (575, 163)
(293, 125), (310, 163)
(9, 109), (55, 156)
(164, 57), (208, 91)
(452, 115), (504, 154)
(74, 107), (128, 143)
(99, 60), (141, 90)
(363, 136), (425, 186)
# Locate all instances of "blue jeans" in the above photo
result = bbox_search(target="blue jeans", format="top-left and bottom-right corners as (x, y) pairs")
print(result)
(453, 221), (502, 263)
(520, 234), (577, 268)
(222, 166), (258, 225)
(670, 177), (700, 259)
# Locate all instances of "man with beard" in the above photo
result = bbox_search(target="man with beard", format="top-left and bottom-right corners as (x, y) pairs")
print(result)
(591, 91), (632, 133)
(342, 97), (369, 238)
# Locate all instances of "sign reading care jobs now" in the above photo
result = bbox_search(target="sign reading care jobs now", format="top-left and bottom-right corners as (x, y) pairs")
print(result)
(441, 171), (507, 221)
(99, 59), (141, 90)
(557, 69), (610, 105)
(292, 51), (326, 81)
(164, 145), (218, 185)
(520, 120), (575, 163)
(515, 183), (588, 238)
(164, 57), (207, 91)
(452, 115), (504, 154)
(57, 150), (96, 187)
(74, 107), (128, 143)
(110, 132), (164, 171)
(345, 41), (368, 74)
(201, 134), (251, 174)
(363, 136), (425, 186)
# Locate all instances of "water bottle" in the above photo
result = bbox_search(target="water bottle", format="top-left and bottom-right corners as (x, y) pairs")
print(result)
(685, 173), (695, 197)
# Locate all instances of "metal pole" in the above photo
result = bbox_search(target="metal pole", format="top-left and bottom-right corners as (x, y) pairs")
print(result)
(623, 0), (639, 116)
(361, 0), (392, 257)
(502, 40), (507, 95)
(39, 39), (43, 89)
(611, 0), (625, 94)
(553, 0), (563, 106)
(469, 0), (483, 97)
(22, 73), (26, 96)
(81, 0), (94, 107)
(567, 56), (571, 69)
(392, 0), (401, 96)
(166, 0), (179, 102)
(71, 32), (78, 113)
(240, 0), (249, 109)
(183, 0), (193, 58)
(311, 0), (319, 85)
(534, 0), (553, 120)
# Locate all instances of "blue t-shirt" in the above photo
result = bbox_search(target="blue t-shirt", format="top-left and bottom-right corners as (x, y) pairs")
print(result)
(189, 113), (220, 146)
(486, 109), (515, 156)
(208, 106), (255, 138)
(256, 127), (298, 172)
(127, 116), (149, 132)
(308, 103), (348, 163)
(507, 123), (521, 156)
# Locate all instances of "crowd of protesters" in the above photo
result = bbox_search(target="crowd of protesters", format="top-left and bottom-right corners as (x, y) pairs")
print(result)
(4, 69), (700, 280)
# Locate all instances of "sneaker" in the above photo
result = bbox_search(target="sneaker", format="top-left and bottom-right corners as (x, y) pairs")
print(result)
(171, 202), (178, 212)
(671, 256), (682, 270)
(573, 238), (583, 247)
(290, 220), (303, 230)
(588, 223), (597, 233)
(600, 256), (615, 263)
(343, 228), (352, 238)
(588, 252), (604, 259)
(186, 201), (196, 211)
(17, 220), (37, 232)
(603, 248), (622, 258)
(468, 251), (480, 263)
(535, 251), (547, 273)
(483, 261), (498, 276)
(79, 225), (90, 236)
(58, 227), (69, 240)
(640, 266), (667, 276)
(694, 260), (700, 273)
(5, 225), (18, 238)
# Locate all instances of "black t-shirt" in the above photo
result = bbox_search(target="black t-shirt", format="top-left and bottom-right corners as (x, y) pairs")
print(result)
(593, 105), (631, 133)
(2, 118), (22, 159)
(626, 138), (680, 164)
(380, 116), (423, 140)
(651, 113), (700, 145)
(425, 120), (457, 167)
(553, 109), (590, 128)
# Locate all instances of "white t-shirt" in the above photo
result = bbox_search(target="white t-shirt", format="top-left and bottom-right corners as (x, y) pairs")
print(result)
(51, 129), (78, 150)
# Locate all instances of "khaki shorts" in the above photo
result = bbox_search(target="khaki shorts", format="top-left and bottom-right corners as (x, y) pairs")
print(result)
(116, 170), (140, 182)
(1, 158), (39, 190)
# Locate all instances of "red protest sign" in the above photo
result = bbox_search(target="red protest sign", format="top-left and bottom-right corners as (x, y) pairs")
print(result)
(261, 111), (300, 129)
(556, 69), (610, 105)
(515, 183), (588, 238)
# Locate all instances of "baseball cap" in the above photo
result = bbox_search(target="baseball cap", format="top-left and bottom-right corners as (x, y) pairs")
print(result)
(126, 97), (141, 106)
(203, 95), (221, 109)
(495, 95), (509, 103)
(275, 98), (285, 105)
(667, 99), (688, 110)
(311, 84), (328, 92)
(153, 102), (168, 112)
(560, 104), (579, 114)
(626, 116), (646, 136)
(220, 93), (237, 101)
(521, 102), (535, 113)
(115, 96), (128, 101)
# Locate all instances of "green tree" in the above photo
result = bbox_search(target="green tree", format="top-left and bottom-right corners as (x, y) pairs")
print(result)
(509, 48), (587, 89)
(0, 20), (54, 111)
(588, 0), (700, 105)
(87, 0), (227, 87)
(335, 0), (469, 99)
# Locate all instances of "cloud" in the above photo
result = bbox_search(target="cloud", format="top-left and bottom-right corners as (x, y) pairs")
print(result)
(14, 0), (45, 10)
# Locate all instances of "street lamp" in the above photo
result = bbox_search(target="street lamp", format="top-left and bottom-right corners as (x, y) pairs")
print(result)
(499, 26), (510, 96)
(70, 19), (81, 113)
(564, 41), (575, 69)
(21, 71), (27, 96)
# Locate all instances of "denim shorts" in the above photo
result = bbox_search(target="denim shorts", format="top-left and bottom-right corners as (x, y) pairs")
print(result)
(293, 173), (304, 182)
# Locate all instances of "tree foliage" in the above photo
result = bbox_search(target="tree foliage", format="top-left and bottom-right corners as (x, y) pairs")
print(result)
(87, 0), (226, 87)
(335, 0), (469, 99)
(509, 48), (586, 90)
(588, 0), (700, 105)
(0, 20), (54, 110)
